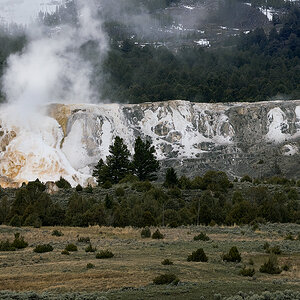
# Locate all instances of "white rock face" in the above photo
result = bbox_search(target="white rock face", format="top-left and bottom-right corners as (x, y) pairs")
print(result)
(0, 100), (299, 187)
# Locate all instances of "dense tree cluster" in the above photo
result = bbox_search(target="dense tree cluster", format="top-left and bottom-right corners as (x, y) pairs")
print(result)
(0, 170), (299, 228)
(101, 7), (300, 103)
(93, 136), (160, 185)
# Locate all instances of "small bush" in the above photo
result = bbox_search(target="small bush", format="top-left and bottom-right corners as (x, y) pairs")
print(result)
(76, 184), (83, 192)
(193, 232), (210, 241)
(84, 184), (93, 193)
(141, 227), (151, 238)
(61, 249), (70, 255)
(87, 263), (95, 269)
(285, 233), (295, 241)
(222, 246), (241, 262)
(78, 237), (90, 243)
(102, 181), (112, 189)
(11, 233), (28, 249)
(85, 243), (97, 253)
(52, 230), (63, 237)
(187, 248), (208, 262)
(248, 258), (254, 265)
(282, 264), (290, 271)
(153, 273), (179, 285)
(239, 266), (255, 277)
(96, 250), (114, 259)
(55, 177), (71, 189)
(266, 245), (282, 255)
(34, 244), (53, 253)
(263, 242), (270, 251)
(241, 175), (252, 183)
(259, 254), (282, 274)
(115, 187), (125, 197)
(9, 215), (22, 227)
(132, 181), (152, 192)
(152, 229), (164, 239)
(162, 259), (173, 265)
(65, 244), (78, 252)
(0, 240), (15, 251)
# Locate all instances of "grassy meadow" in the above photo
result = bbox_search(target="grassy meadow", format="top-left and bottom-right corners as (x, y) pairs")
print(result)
(0, 223), (299, 299)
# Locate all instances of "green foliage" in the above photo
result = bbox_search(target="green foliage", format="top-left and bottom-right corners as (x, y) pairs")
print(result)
(161, 259), (173, 265)
(164, 168), (178, 188)
(285, 233), (295, 240)
(152, 229), (164, 239)
(65, 244), (78, 252)
(222, 246), (241, 262)
(241, 175), (252, 183)
(141, 227), (151, 238)
(85, 243), (97, 253)
(78, 237), (90, 243)
(193, 232), (210, 241)
(259, 254), (282, 274)
(76, 184), (83, 192)
(132, 136), (160, 181)
(248, 258), (254, 265)
(34, 244), (53, 253)
(52, 230), (63, 237)
(84, 184), (93, 194)
(9, 215), (22, 227)
(61, 249), (70, 255)
(187, 248), (208, 262)
(102, 181), (112, 189)
(87, 263), (95, 269)
(132, 181), (153, 192)
(115, 187), (125, 197)
(239, 266), (255, 277)
(153, 273), (179, 285)
(266, 245), (282, 255)
(93, 136), (131, 184)
(55, 177), (72, 189)
(0, 233), (28, 251)
(96, 250), (114, 259)
(11, 233), (28, 249)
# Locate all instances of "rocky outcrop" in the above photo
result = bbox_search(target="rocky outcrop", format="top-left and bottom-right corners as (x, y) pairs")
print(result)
(0, 100), (299, 187)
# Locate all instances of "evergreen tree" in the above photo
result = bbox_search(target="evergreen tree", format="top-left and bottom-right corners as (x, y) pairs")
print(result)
(93, 136), (131, 184)
(164, 168), (178, 187)
(132, 136), (160, 181)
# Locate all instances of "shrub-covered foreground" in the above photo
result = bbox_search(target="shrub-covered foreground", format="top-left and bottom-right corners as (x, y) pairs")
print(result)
(0, 289), (299, 300)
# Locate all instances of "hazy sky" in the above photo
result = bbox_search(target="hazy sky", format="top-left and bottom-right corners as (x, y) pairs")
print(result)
(0, 0), (63, 24)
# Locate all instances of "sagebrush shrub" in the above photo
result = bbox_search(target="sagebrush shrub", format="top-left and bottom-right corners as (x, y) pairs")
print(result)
(239, 266), (255, 277)
(52, 230), (63, 237)
(34, 244), (53, 253)
(85, 243), (97, 253)
(87, 263), (95, 269)
(141, 227), (151, 238)
(187, 248), (208, 262)
(193, 232), (210, 241)
(61, 249), (70, 255)
(152, 229), (164, 239)
(78, 237), (90, 243)
(96, 250), (114, 259)
(153, 273), (179, 285)
(222, 246), (241, 262)
(65, 244), (78, 252)
(259, 254), (282, 274)
(266, 245), (282, 255)
(161, 259), (173, 265)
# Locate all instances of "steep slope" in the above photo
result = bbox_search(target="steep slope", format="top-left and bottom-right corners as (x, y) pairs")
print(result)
(0, 100), (299, 187)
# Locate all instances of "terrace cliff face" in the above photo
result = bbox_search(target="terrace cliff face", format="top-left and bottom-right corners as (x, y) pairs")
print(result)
(0, 100), (299, 187)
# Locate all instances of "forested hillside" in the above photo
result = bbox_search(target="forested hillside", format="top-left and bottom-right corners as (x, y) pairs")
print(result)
(0, 0), (299, 104)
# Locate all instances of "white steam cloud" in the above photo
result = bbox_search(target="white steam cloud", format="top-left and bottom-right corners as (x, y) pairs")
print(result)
(2, 0), (108, 109)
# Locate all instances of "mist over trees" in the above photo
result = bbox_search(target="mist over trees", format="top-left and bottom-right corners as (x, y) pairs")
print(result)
(0, 1), (299, 104)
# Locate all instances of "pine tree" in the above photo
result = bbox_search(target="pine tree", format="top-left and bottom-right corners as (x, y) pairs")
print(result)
(93, 137), (131, 185)
(164, 167), (178, 187)
(132, 136), (160, 181)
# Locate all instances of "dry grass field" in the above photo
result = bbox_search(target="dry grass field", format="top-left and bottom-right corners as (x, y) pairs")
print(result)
(0, 224), (299, 299)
